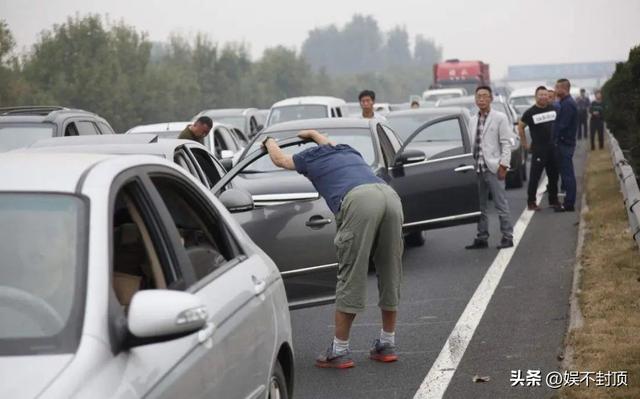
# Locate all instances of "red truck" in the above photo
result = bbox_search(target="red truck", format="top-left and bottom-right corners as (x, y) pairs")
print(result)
(432, 59), (490, 93)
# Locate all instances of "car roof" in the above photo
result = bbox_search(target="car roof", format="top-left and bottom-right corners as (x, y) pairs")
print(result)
(271, 96), (346, 107)
(261, 117), (371, 133)
(0, 152), (117, 193)
(0, 106), (104, 124)
(30, 134), (159, 148)
(423, 88), (466, 95)
(387, 106), (469, 117)
(509, 87), (538, 98)
(197, 108), (255, 117)
(126, 122), (189, 134)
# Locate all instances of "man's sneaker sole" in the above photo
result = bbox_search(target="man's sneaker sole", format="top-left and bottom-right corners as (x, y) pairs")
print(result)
(370, 353), (398, 363)
(315, 359), (355, 369)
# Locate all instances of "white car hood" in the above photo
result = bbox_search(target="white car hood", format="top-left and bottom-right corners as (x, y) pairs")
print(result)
(0, 354), (74, 398)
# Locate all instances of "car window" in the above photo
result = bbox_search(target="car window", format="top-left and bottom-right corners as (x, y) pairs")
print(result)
(387, 113), (451, 141)
(243, 128), (376, 172)
(267, 104), (327, 126)
(376, 124), (395, 167)
(174, 150), (199, 177)
(64, 122), (79, 136)
(410, 118), (463, 144)
(0, 124), (55, 151)
(0, 193), (86, 355)
(150, 176), (237, 281)
(98, 121), (115, 135)
(75, 121), (100, 135)
(381, 125), (402, 152)
(189, 147), (224, 188)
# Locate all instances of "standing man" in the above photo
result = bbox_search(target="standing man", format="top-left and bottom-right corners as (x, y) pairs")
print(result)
(547, 88), (560, 111)
(359, 89), (387, 120)
(518, 86), (560, 210)
(575, 88), (590, 141)
(262, 130), (404, 369)
(178, 116), (213, 145)
(465, 86), (515, 250)
(589, 90), (605, 150)
(553, 78), (579, 212)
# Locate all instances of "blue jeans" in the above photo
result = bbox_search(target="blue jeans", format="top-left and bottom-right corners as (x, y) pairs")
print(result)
(556, 144), (576, 207)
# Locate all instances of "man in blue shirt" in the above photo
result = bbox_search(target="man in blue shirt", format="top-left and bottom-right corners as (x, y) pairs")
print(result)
(263, 130), (404, 369)
(553, 78), (579, 212)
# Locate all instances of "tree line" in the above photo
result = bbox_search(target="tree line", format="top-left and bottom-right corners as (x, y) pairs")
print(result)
(0, 15), (441, 132)
(602, 45), (640, 171)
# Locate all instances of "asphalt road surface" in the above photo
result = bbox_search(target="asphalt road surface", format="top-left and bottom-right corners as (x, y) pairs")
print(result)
(291, 142), (588, 399)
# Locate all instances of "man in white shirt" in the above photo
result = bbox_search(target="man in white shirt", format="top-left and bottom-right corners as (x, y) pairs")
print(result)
(359, 90), (387, 121)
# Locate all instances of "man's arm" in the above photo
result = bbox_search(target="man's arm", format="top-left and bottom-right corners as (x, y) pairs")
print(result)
(263, 138), (296, 170)
(517, 120), (528, 150)
(497, 115), (513, 180)
(298, 129), (336, 146)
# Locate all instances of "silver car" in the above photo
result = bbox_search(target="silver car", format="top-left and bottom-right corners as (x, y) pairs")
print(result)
(0, 152), (293, 399)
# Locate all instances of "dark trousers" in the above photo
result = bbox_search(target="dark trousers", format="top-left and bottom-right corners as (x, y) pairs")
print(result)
(577, 113), (588, 140)
(528, 145), (559, 205)
(590, 120), (604, 150)
(556, 144), (576, 208)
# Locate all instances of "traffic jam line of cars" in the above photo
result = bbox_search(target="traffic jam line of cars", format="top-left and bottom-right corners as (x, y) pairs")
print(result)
(0, 95), (523, 398)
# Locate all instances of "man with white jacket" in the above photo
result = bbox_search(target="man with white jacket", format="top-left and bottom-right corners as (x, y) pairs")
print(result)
(465, 86), (515, 250)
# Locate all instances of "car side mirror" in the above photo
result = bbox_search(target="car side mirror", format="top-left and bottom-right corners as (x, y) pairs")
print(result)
(219, 188), (254, 212)
(395, 149), (426, 166)
(126, 290), (207, 348)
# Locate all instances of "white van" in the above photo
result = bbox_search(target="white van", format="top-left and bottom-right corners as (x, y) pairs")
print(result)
(422, 88), (467, 102)
(266, 96), (346, 128)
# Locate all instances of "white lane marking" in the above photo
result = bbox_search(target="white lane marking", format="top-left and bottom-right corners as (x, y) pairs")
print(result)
(413, 175), (549, 399)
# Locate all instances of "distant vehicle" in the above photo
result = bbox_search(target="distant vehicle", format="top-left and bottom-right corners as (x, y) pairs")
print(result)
(508, 87), (538, 117)
(435, 95), (527, 189)
(266, 96), (346, 128)
(0, 106), (115, 152)
(422, 88), (467, 102)
(192, 108), (265, 139)
(432, 59), (491, 93)
(127, 121), (242, 169)
(0, 152), (293, 399)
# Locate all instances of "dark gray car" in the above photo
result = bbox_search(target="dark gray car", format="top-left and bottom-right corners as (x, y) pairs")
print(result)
(0, 106), (115, 152)
(212, 117), (481, 308)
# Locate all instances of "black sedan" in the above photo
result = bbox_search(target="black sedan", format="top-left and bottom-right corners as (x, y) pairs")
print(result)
(212, 117), (480, 308)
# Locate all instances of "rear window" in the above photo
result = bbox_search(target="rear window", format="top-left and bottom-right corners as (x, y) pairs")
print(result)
(267, 105), (327, 126)
(0, 124), (55, 151)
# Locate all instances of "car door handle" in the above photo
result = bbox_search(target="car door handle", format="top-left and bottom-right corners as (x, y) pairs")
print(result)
(305, 216), (332, 228)
(252, 275), (267, 296)
(454, 165), (475, 173)
(198, 322), (216, 344)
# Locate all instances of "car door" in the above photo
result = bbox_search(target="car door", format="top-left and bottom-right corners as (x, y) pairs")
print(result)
(182, 144), (226, 189)
(142, 170), (276, 399)
(386, 115), (480, 230)
(212, 143), (338, 309)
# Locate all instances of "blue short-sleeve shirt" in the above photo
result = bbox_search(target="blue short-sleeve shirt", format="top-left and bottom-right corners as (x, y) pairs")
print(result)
(292, 144), (384, 213)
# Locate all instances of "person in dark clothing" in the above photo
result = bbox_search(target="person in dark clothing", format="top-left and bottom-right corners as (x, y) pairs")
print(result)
(589, 91), (605, 150)
(553, 78), (579, 212)
(518, 86), (560, 211)
(575, 88), (590, 140)
(263, 130), (404, 369)
(178, 116), (213, 145)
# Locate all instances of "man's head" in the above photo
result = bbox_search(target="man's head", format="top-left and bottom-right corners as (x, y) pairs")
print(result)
(547, 88), (556, 103)
(190, 116), (213, 138)
(535, 86), (548, 107)
(359, 90), (376, 115)
(580, 88), (586, 97)
(595, 90), (603, 101)
(555, 78), (571, 98)
(410, 100), (420, 109)
(475, 86), (493, 113)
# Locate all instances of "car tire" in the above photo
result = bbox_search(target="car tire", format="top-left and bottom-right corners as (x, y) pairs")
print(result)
(269, 360), (289, 399)
(405, 231), (426, 247)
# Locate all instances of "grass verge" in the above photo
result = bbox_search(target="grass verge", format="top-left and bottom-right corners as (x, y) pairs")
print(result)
(560, 145), (640, 398)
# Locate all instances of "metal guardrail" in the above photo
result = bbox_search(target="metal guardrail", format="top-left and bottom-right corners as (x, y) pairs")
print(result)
(608, 132), (640, 251)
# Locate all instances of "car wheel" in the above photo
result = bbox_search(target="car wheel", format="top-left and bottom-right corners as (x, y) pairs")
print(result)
(405, 231), (426, 247)
(269, 360), (289, 399)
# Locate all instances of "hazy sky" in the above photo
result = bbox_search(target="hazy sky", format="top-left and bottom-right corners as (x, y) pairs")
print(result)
(2, 0), (639, 78)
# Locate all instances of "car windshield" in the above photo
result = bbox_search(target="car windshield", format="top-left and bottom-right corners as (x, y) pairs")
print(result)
(0, 124), (55, 151)
(0, 194), (86, 355)
(387, 113), (454, 141)
(424, 93), (461, 101)
(214, 116), (245, 130)
(243, 128), (375, 172)
(268, 105), (327, 126)
(510, 96), (536, 106)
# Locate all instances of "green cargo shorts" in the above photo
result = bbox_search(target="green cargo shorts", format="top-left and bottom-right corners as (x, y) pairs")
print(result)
(334, 183), (404, 314)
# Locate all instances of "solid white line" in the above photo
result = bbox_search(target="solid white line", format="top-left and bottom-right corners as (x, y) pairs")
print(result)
(413, 175), (549, 399)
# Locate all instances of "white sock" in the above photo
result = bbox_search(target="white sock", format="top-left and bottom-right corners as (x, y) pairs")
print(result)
(332, 337), (349, 354)
(380, 329), (395, 346)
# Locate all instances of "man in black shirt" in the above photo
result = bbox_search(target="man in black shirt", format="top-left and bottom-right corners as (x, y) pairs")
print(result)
(517, 86), (560, 210)
(589, 90), (605, 150)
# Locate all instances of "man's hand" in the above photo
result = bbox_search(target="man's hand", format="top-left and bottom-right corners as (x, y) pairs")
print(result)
(497, 165), (508, 181)
(261, 136), (275, 149)
(298, 129), (334, 146)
